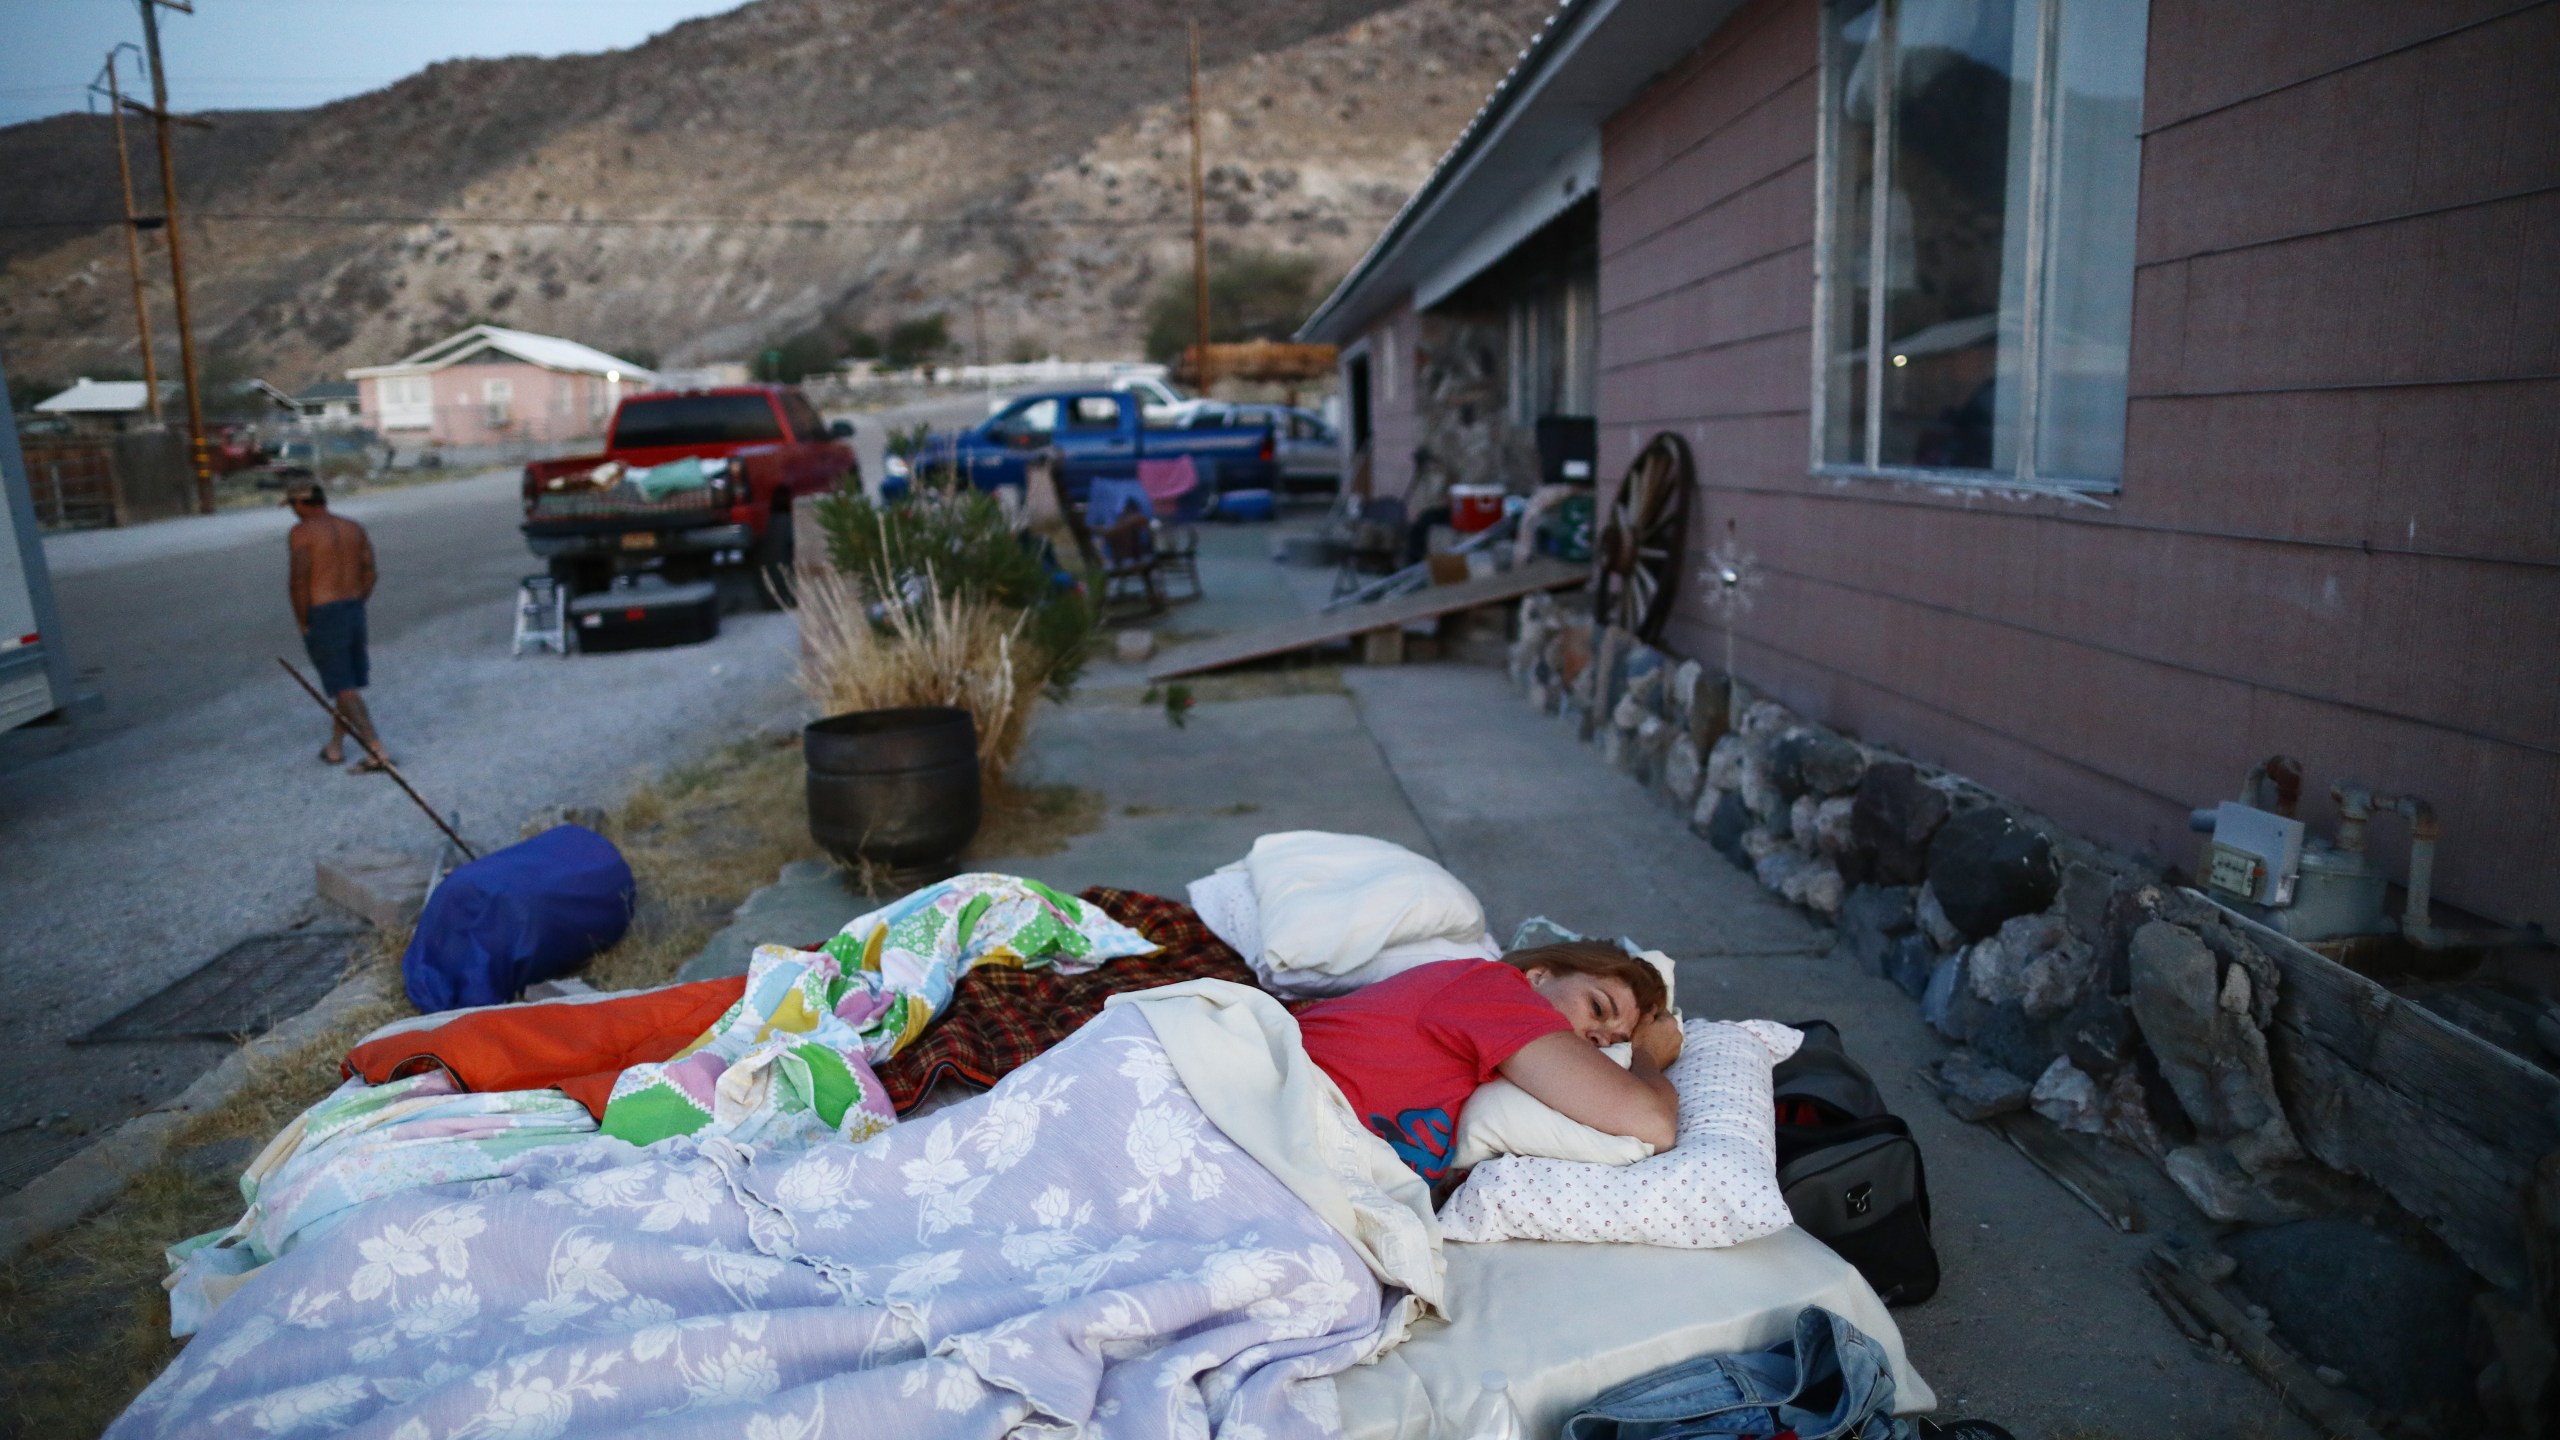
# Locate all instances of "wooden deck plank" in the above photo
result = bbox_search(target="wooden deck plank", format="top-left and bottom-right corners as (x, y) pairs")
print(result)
(2213, 896), (2560, 1290)
(1145, 560), (1586, 680)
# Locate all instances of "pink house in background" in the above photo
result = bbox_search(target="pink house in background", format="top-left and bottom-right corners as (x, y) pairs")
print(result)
(347, 324), (658, 449)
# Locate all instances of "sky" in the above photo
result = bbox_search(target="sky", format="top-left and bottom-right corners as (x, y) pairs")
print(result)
(0, 0), (754, 129)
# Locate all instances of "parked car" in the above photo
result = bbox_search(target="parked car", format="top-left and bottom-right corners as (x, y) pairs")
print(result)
(520, 384), (855, 602)
(1109, 372), (1214, 427)
(1186, 403), (1339, 492)
(918, 390), (1276, 503)
(976, 370), (1209, 427)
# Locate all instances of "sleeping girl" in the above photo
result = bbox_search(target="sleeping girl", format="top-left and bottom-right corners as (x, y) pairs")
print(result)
(1298, 941), (1686, 1183)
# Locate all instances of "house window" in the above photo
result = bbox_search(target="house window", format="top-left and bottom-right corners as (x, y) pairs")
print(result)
(378, 375), (433, 429)
(1815, 0), (2148, 490)
(484, 378), (513, 428)
(1509, 268), (1598, 425)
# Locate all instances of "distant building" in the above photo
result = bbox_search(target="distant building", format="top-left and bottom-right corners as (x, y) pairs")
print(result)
(30, 378), (174, 437)
(347, 325), (658, 448)
(291, 380), (363, 428)
(657, 362), (751, 390)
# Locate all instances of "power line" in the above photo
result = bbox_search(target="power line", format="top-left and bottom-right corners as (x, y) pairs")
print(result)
(0, 209), (1391, 233)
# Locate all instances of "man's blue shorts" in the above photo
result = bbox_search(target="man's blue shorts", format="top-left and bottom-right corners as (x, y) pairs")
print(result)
(303, 598), (370, 694)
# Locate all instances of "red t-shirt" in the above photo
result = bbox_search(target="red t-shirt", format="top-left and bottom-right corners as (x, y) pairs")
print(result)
(1298, 959), (1572, 1180)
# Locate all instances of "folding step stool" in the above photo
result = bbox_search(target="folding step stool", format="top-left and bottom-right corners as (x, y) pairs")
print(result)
(512, 574), (568, 656)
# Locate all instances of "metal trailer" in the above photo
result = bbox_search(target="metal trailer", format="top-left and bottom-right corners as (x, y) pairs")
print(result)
(0, 353), (83, 733)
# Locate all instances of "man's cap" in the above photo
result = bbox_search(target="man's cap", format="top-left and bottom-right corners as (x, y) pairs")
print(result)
(282, 479), (326, 507)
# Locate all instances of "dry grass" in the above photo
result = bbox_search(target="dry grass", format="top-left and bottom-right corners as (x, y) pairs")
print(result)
(794, 562), (1044, 793)
(0, 732), (832, 1437)
(583, 733), (823, 993)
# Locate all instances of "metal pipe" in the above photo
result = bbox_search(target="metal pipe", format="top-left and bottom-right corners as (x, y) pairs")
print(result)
(2331, 781), (2372, 855)
(2242, 754), (2303, 817)
(2389, 794), (2444, 950)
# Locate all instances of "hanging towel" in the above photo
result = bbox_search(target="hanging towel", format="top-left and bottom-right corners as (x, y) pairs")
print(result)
(1137, 455), (1200, 517)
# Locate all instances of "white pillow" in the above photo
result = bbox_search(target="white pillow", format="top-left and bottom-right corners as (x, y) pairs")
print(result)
(1450, 1043), (1654, 1171)
(1188, 868), (1499, 999)
(1185, 868), (1262, 961)
(1257, 933), (1503, 1000)
(1241, 832), (1488, 976)
(1438, 1019), (1804, 1247)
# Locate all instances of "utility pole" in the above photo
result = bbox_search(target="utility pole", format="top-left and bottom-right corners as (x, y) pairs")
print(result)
(134, 0), (214, 514)
(1187, 20), (1211, 395)
(100, 50), (163, 427)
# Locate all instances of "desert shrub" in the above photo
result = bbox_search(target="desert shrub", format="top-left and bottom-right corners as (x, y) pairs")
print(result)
(1142, 248), (1329, 364)
(883, 420), (934, 459)
(756, 330), (839, 383)
(883, 314), (952, 369)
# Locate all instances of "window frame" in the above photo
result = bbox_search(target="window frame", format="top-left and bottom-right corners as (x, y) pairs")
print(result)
(1808, 0), (2132, 497)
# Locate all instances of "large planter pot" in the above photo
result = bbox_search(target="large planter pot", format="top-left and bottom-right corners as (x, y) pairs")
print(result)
(805, 706), (982, 880)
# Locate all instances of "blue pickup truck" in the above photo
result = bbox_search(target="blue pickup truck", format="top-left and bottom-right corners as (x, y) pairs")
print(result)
(918, 390), (1276, 503)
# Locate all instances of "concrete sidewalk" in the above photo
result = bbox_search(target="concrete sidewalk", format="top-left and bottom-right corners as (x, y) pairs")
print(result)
(1347, 664), (2304, 1439)
(684, 519), (2306, 1438)
(702, 675), (2299, 1435)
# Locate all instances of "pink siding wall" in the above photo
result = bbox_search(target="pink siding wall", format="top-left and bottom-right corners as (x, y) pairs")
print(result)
(1351, 301), (1421, 499)
(1597, 0), (2560, 930)
(359, 363), (613, 447)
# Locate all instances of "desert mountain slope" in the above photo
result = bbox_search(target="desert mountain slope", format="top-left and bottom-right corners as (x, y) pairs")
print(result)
(0, 0), (1549, 388)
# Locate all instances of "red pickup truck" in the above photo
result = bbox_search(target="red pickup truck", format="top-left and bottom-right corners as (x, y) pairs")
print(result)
(521, 384), (856, 602)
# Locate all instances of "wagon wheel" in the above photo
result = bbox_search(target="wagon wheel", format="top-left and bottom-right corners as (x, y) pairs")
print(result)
(1594, 432), (1694, 644)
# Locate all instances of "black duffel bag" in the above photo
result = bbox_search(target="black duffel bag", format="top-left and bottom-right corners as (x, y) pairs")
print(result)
(1772, 1020), (1941, 1306)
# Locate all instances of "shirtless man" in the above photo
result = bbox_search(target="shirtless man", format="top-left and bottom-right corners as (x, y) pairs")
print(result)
(286, 482), (387, 770)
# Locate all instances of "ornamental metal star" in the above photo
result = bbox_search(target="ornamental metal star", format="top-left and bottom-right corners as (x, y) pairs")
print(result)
(1699, 533), (1762, 621)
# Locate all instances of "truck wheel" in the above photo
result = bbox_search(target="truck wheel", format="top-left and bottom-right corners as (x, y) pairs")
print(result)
(751, 506), (795, 610)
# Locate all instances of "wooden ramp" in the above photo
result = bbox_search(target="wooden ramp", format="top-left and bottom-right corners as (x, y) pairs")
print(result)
(1146, 559), (1586, 680)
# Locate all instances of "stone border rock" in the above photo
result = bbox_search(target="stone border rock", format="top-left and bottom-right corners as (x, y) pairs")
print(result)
(1507, 592), (2553, 1426)
(0, 970), (390, 1267)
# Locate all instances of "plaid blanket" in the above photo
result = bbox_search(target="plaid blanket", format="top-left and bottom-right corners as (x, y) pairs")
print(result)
(875, 887), (1260, 1111)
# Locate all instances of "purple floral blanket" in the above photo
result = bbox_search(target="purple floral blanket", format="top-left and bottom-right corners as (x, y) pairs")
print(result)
(110, 1007), (1399, 1440)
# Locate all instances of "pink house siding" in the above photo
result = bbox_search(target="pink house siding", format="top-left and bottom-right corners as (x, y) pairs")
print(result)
(1350, 301), (1421, 500)
(358, 363), (617, 447)
(1597, 0), (2560, 930)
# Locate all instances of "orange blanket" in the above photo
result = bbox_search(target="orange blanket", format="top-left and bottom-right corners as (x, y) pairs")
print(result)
(342, 977), (747, 1120)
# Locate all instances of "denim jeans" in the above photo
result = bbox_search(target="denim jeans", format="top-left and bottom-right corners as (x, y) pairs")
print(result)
(1560, 1307), (1921, 1440)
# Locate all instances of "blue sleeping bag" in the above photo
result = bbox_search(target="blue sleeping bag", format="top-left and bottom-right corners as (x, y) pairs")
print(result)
(402, 824), (636, 1012)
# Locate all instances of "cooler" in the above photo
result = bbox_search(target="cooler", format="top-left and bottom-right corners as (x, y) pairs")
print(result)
(571, 579), (721, 653)
(1450, 483), (1507, 533)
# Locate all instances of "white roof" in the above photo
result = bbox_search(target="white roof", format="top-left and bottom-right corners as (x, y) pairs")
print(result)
(35, 377), (156, 414)
(346, 324), (658, 383)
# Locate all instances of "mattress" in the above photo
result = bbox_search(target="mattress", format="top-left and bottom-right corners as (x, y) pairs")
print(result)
(1336, 1229), (1935, 1440)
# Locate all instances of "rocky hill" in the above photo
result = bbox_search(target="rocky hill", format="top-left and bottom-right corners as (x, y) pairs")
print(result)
(0, 0), (1549, 390)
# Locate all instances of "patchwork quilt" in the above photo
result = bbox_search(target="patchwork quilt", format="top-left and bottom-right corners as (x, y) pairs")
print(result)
(877, 888), (1260, 1111)
(594, 873), (1156, 1148)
